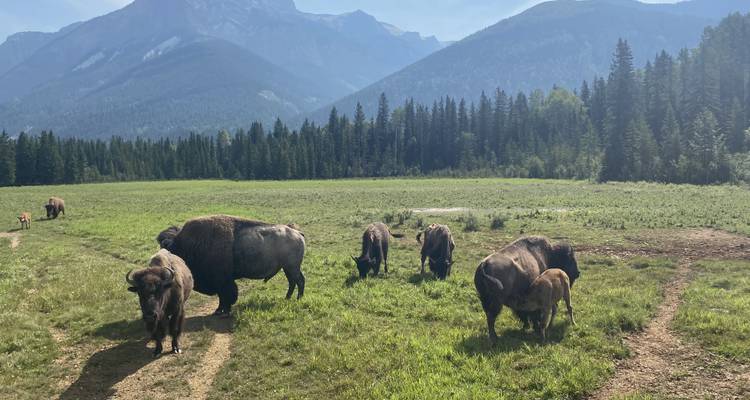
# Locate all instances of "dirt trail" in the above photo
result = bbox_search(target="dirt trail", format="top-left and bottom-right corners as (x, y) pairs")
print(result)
(0, 232), (21, 249)
(57, 298), (233, 400)
(587, 229), (750, 400)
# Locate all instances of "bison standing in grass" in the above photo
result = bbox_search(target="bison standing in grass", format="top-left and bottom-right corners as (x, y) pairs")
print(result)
(45, 197), (65, 219)
(417, 224), (455, 280)
(18, 213), (31, 230)
(157, 215), (306, 316)
(352, 223), (404, 279)
(126, 249), (193, 357)
(516, 269), (576, 341)
(474, 236), (579, 345)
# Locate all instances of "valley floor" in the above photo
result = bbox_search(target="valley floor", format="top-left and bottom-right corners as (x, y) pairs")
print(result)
(0, 179), (748, 399)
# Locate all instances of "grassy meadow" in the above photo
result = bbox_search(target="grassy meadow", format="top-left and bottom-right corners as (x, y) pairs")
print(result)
(0, 178), (749, 399)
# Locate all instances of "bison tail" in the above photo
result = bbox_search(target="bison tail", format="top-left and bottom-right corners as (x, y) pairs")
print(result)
(479, 263), (505, 294)
(416, 231), (423, 244)
(390, 231), (405, 239)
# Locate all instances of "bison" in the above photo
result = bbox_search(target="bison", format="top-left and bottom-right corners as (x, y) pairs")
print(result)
(516, 269), (576, 341)
(474, 236), (579, 344)
(352, 223), (404, 278)
(18, 213), (31, 230)
(417, 224), (455, 280)
(157, 215), (306, 316)
(45, 197), (65, 219)
(126, 249), (193, 357)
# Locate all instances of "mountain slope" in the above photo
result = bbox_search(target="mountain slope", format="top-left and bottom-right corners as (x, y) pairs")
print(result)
(0, 0), (441, 137)
(316, 0), (750, 120)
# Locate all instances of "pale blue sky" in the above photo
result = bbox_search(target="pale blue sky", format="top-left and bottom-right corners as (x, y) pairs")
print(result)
(0, 0), (679, 42)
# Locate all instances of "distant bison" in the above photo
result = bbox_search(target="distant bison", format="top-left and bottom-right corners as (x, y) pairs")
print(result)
(45, 197), (65, 219)
(157, 215), (306, 316)
(474, 236), (579, 344)
(126, 249), (193, 357)
(517, 269), (576, 341)
(417, 224), (455, 280)
(352, 223), (404, 278)
(18, 212), (31, 230)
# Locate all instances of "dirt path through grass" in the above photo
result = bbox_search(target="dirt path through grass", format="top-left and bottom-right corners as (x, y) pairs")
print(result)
(587, 229), (750, 399)
(0, 232), (20, 249)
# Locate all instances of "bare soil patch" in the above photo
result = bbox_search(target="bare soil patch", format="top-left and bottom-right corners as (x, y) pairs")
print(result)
(586, 229), (750, 399)
(0, 232), (21, 249)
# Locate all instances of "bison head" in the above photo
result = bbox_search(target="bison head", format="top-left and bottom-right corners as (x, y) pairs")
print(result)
(551, 242), (580, 287)
(45, 204), (55, 219)
(156, 226), (181, 250)
(352, 256), (375, 279)
(428, 257), (452, 280)
(126, 268), (176, 325)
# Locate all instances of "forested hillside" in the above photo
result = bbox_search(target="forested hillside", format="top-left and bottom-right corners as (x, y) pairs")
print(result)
(1, 13), (748, 186)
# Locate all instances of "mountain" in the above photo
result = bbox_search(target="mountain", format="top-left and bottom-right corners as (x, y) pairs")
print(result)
(315, 0), (750, 121)
(0, 0), (441, 137)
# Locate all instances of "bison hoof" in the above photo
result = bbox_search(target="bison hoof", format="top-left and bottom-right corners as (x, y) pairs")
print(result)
(172, 348), (182, 354)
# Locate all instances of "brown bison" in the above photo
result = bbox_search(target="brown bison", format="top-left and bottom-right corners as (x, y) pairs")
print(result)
(45, 197), (65, 219)
(417, 224), (455, 280)
(352, 223), (404, 279)
(126, 249), (193, 357)
(474, 236), (579, 344)
(18, 213), (31, 230)
(516, 269), (576, 341)
(157, 215), (306, 316)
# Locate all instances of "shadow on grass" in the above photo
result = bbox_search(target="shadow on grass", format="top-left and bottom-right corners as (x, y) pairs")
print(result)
(5, 228), (22, 233)
(407, 272), (438, 285)
(456, 322), (572, 356)
(92, 312), (233, 341)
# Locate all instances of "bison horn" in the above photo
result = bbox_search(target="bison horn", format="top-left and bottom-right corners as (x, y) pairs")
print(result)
(163, 267), (176, 285)
(125, 270), (136, 286)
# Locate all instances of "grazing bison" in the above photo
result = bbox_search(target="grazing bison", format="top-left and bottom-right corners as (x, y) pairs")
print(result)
(157, 215), (306, 316)
(474, 236), (579, 344)
(517, 269), (576, 341)
(352, 223), (404, 278)
(45, 197), (65, 219)
(126, 249), (193, 357)
(417, 224), (455, 280)
(18, 213), (31, 230)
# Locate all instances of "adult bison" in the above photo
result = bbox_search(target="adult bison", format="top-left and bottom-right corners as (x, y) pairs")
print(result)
(352, 223), (404, 279)
(417, 224), (455, 280)
(45, 197), (65, 219)
(157, 215), (306, 316)
(126, 249), (193, 357)
(474, 236), (580, 344)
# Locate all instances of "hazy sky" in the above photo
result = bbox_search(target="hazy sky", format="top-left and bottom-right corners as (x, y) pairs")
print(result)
(0, 0), (680, 42)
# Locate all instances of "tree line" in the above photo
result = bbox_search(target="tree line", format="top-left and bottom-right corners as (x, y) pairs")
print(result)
(0, 13), (748, 187)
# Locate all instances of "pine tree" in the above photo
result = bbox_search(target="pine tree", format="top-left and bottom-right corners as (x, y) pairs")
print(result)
(0, 132), (15, 186)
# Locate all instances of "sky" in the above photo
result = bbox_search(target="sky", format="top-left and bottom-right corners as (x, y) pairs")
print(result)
(0, 0), (680, 43)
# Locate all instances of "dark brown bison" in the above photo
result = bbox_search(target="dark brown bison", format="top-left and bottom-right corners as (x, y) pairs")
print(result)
(157, 215), (306, 316)
(516, 269), (576, 341)
(352, 223), (404, 278)
(126, 249), (193, 357)
(474, 236), (579, 344)
(18, 212), (31, 230)
(417, 224), (455, 280)
(45, 197), (65, 219)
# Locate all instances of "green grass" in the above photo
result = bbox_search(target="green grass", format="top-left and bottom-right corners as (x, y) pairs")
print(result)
(0, 178), (747, 399)
(675, 261), (750, 362)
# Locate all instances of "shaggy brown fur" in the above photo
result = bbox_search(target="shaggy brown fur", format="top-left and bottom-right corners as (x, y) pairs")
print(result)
(417, 224), (455, 280)
(352, 223), (404, 279)
(45, 197), (65, 219)
(18, 212), (31, 230)
(127, 250), (193, 356)
(474, 236), (580, 344)
(517, 269), (576, 341)
(157, 215), (306, 315)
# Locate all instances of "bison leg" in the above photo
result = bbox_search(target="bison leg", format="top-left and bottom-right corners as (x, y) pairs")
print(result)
(216, 280), (238, 316)
(539, 308), (552, 342)
(482, 302), (502, 345)
(420, 254), (427, 275)
(283, 266), (305, 299)
(170, 312), (185, 354)
(382, 243), (389, 274)
(283, 268), (296, 300)
(153, 320), (168, 357)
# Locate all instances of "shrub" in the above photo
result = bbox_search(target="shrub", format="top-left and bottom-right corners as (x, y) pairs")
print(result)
(489, 214), (508, 230)
(462, 213), (480, 232)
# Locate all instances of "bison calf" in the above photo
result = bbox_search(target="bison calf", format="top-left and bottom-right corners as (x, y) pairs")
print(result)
(517, 268), (576, 341)
(18, 213), (31, 230)
(126, 250), (193, 357)
(352, 223), (404, 278)
(45, 197), (65, 219)
(417, 224), (455, 280)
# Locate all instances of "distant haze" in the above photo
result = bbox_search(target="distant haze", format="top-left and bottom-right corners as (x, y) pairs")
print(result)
(0, 0), (680, 42)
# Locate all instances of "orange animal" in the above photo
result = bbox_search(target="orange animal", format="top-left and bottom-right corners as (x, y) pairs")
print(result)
(18, 212), (31, 230)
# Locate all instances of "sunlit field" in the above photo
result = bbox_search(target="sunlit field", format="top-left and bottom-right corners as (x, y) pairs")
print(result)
(1, 178), (748, 399)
